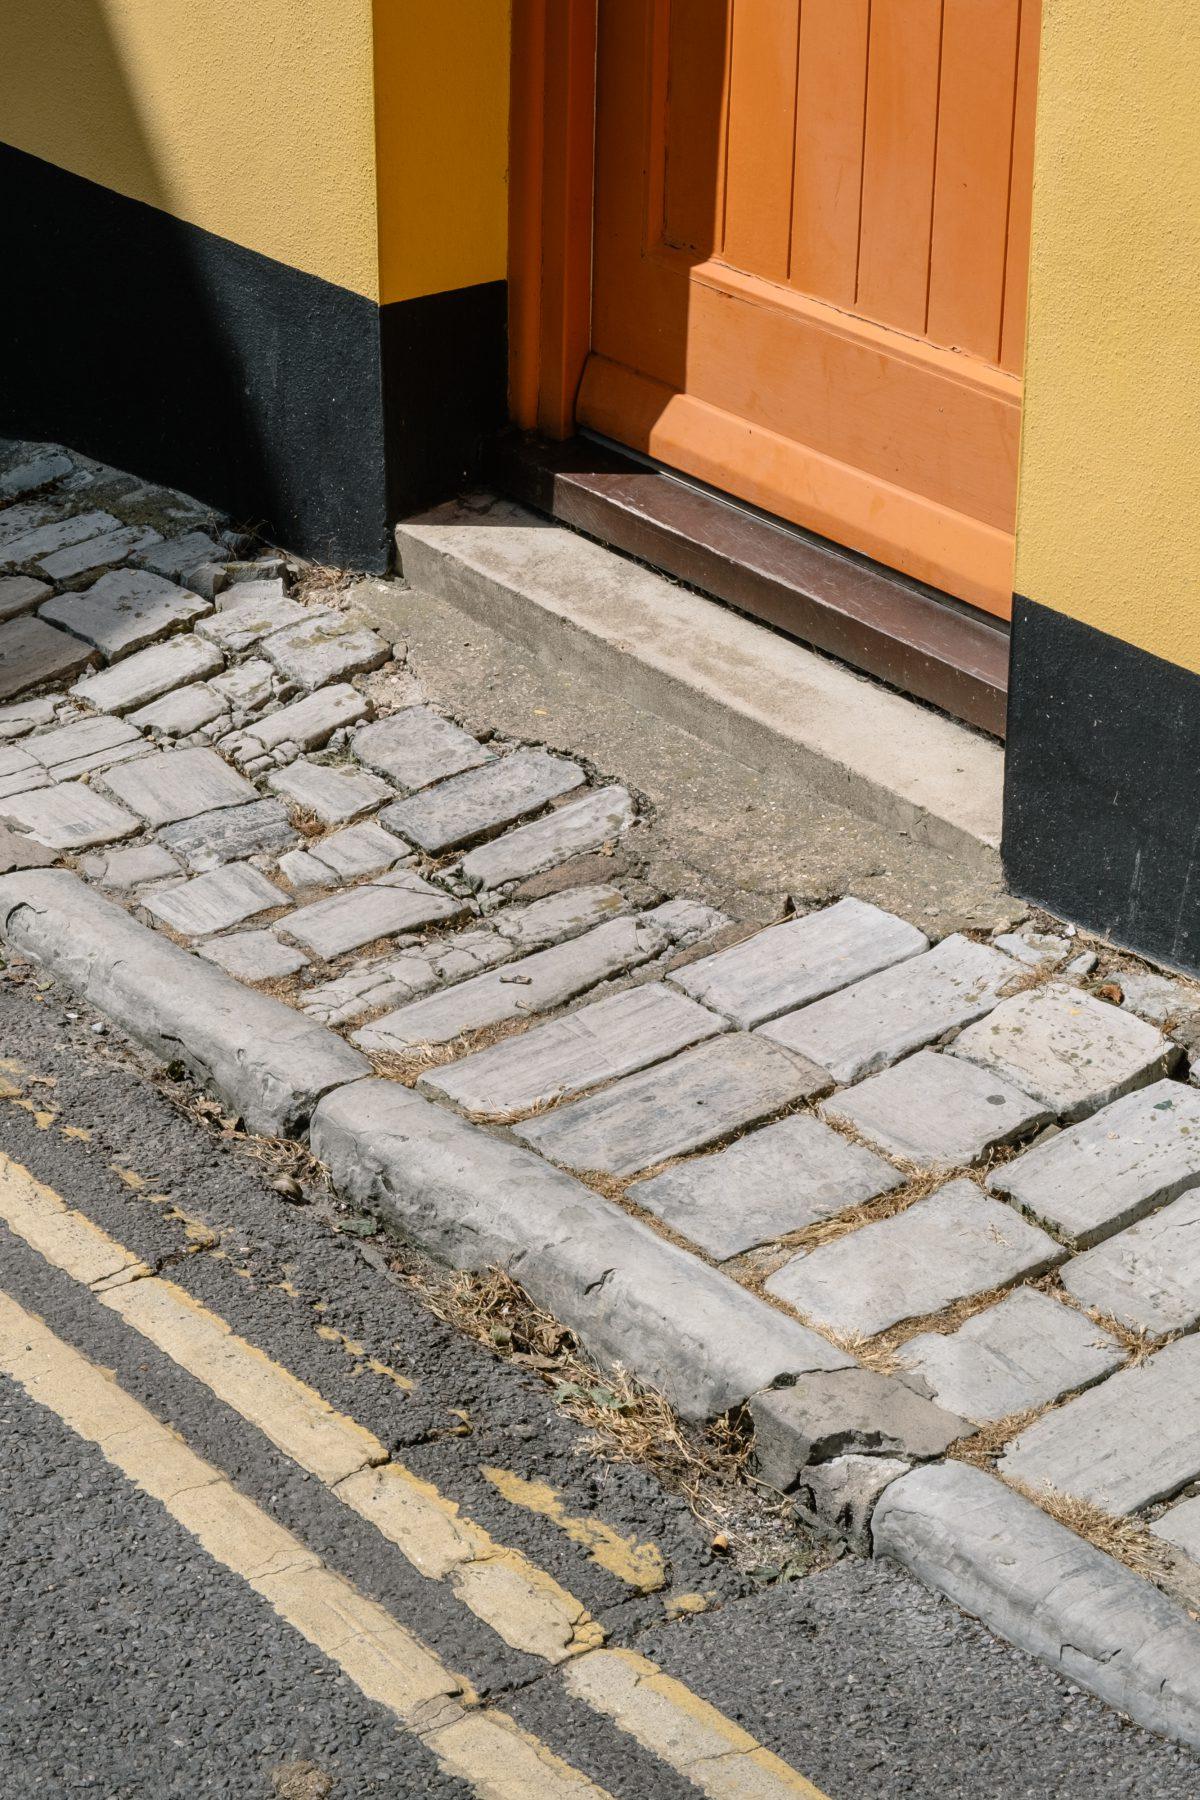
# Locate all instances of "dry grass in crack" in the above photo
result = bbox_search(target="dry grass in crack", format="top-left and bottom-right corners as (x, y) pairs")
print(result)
(1005, 1476), (1173, 1581)
(948, 1403), (1048, 1467)
(368, 1016), (537, 1087)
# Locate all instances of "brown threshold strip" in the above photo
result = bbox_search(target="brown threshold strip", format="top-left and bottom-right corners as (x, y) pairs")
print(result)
(491, 432), (1010, 740)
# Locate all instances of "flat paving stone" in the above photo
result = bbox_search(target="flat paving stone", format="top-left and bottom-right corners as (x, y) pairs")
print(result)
(822, 1048), (1052, 1171)
(24, 714), (141, 771)
(458, 785), (636, 891)
(0, 782), (139, 849)
(1151, 1495), (1200, 1560)
(266, 757), (392, 824)
(275, 848), (337, 888)
(352, 911), (671, 1051)
(79, 842), (182, 889)
(197, 929), (309, 980)
(0, 576), (50, 622)
(242, 684), (367, 753)
(37, 522), (161, 581)
(133, 531), (227, 580)
(143, 861), (289, 937)
(669, 897), (928, 1027)
(158, 797), (301, 871)
(195, 594), (313, 651)
(379, 748), (585, 853)
(129, 682), (227, 737)
(629, 1112), (901, 1261)
(897, 1286), (1125, 1425)
(990, 1078), (1200, 1248)
(514, 1033), (827, 1177)
(278, 873), (462, 960)
(261, 613), (389, 690)
(352, 705), (491, 792)
(421, 981), (726, 1119)
(765, 1179), (1063, 1337)
(209, 659), (274, 712)
(39, 569), (207, 659)
(951, 982), (1178, 1123)
(0, 695), (55, 740)
(0, 508), (119, 567)
(99, 747), (257, 827)
(1000, 1333), (1200, 1512)
(71, 633), (223, 713)
(305, 820), (409, 879)
(760, 934), (1018, 1086)
(1061, 1186), (1200, 1334)
(0, 616), (98, 700)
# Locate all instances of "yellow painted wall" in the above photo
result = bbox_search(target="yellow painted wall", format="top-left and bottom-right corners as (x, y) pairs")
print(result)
(1015, 0), (1200, 674)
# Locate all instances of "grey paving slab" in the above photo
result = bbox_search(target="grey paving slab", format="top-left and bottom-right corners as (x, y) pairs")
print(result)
(760, 934), (1018, 1086)
(0, 449), (73, 496)
(24, 714), (142, 771)
(514, 1033), (827, 1177)
(39, 569), (208, 659)
(351, 911), (671, 1051)
(305, 820), (409, 879)
(0, 503), (56, 548)
(351, 705), (491, 792)
(142, 861), (289, 937)
(0, 751), (47, 799)
(897, 1287), (1125, 1425)
(629, 1112), (900, 1261)
(37, 523), (161, 581)
(458, 784), (636, 891)
(133, 531), (227, 580)
(0, 616), (98, 700)
(379, 748), (586, 853)
(951, 982), (1178, 1123)
(765, 1179), (1063, 1337)
(668, 897), (928, 1028)
(0, 695), (54, 739)
(1062, 1187), (1200, 1335)
(1151, 1496), (1200, 1561)
(266, 757), (392, 824)
(278, 873), (462, 960)
(99, 747), (257, 827)
(275, 848), (337, 889)
(0, 782), (139, 849)
(1000, 1334), (1200, 1512)
(195, 594), (313, 652)
(158, 797), (301, 871)
(209, 659), (274, 712)
(420, 981), (725, 1119)
(990, 1078), (1200, 1248)
(1115, 968), (1200, 1031)
(822, 1048), (1051, 1171)
(260, 612), (390, 690)
(0, 576), (50, 622)
(242, 683), (367, 752)
(129, 682), (227, 737)
(78, 843), (182, 889)
(215, 574), (287, 605)
(70, 633), (223, 713)
(0, 508), (119, 567)
(197, 929), (309, 980)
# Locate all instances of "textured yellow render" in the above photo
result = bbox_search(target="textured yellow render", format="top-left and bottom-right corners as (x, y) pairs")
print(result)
(1014, 0), (1200, 673)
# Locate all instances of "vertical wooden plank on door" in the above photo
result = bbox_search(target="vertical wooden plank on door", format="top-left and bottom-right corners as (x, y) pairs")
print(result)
(661, 0), (731, 257)
(789, 0), (871, 309)
(856, 0), (945, 336)
(1000, 0), (1042, 372)
(720, 0), (800, 282)
(926, 0), (1021, 359)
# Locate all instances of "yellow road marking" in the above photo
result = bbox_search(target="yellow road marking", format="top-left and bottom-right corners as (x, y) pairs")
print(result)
(482, 1465), (666, 1593)
(0, 1289), (608, 1800)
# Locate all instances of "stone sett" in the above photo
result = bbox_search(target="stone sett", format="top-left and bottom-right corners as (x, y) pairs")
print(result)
(0, 576), (51, 623)
(0, 616), (98, 700)
(79, 843), (183, 890)
(133, 531), (227, 581)
(266, 757), (392, 825)
(158, 798), (301, 871)
(142, 861), (289, 937)
(37, 523), (162, 582)
(0, 782), (139, 850)
(822, 1047), (1051, 1171)
(99, 747), (257, 828)
(303, 820), (409, 880)
(458, 785), (636, 892)
(278, 873), (463, 960)
(195, 595), (313, 652)
(379, 747), (586, 854)
(261, 613), (390, 691)
(1062, 1187), (1200, 1335)
(130, 683), (227, 738)
(71, 633), (223, 713)
(238, 683), (367, 754)
(0, 508), (119, 567)
(198, 930), (309, 981)
(352, 706), (491, 792)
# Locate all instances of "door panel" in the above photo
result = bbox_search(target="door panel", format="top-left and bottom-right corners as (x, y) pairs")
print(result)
(580, 0), (1041, 616)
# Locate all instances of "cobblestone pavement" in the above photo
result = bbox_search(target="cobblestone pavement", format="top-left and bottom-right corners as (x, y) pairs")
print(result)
(5, 439), (1200, 1752)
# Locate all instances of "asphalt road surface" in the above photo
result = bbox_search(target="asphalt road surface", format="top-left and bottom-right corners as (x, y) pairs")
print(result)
(1, 970), (1197, 1799)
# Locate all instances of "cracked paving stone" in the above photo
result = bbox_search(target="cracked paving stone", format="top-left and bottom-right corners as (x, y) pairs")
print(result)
(78, 842), (183, 889)
(822, 1047), (1052, 1171)
(39, 568), (208, 659)
(0, 695), (55, 740)
(158, 797), (301, 871)
(130, 682), (228, 738)
(0, 576), (51, 623)
(0, 781), (139, 849)
(352, 705), (492, 792)
(0, 616), (98, 700)
(133, 531), (227, 580)
(195, 594), (315, 652)
(457, 785), (636, 892)
(278, 872), (463, 960)
(266, 757), (392, 825)
(1061, 1186), (1200, 1335)
(142, 860), (289, 936)
(379, 748), (586, 854)
(239, 684), (368, 754)
(98, 747), (258, 828)
(0, 746), (47, 800)
(261, 613), (390, 691)
(71, 633), (224, 714)
(197, 929), (309, 980)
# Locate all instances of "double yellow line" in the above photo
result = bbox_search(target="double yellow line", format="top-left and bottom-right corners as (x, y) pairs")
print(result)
(0, 1154), (827, 1799)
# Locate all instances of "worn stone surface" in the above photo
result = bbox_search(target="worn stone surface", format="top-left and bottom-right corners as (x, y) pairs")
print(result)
(458, 785), (636, 891)
(0, 616), (98, 700)
(215, 575), (286, 606)
(99, 747), (257, 828)
(352, 705), (491, 792)
(822, 1048), (1052, 1171)
(951, 982), (1178, 1123)
(651, 898), (728, 950)
(209, 659), (274, 712)
(279, 873), (462, 960)
(1062, 1188), (1200, 1335)
(1152, 1497), (1200, 1562)
(266, 757), (392, 825)
(352, 912), (669, 1051)
(142, 861), (289, 937)
(311, 1077), (850, 1420)
(765, 1179), (1063, 1337)
(0, 783), (138, 850)
(130, 683), (226, 737)
(198, 929), (309, 980)
(0, 748), (47, 800)
(0, 508), (119, 567)
(133, 531), (227, 581)
(0, 868), (369, 1134)
(158, 797), (300, 871)
(1000, 1334), (1200, 1512)
(78, 843), (182, 890)
(195, 594), (312, 651)
(630, 1112), (900, 1261)
(515, 1033), (828, 1177)
(1114, 968), (1200, 1032)
(261, 613), (390, 690)
(992, 930), (1072, 969)
(304, 820), (408, 880)
(761, 935), (1018, 1086)
(787, 1454), (913, 1554)
(421, 982), (726, 1119)
(0, 695), (55, 739)
(897, 1287), (1125, 1425)
(37, 523), (161, 582)
(989, 1078), (1200, 1248)
(71, 633), (223, 713)
(241, 683), (367, 753)
(0, 823), (58, 871)
(40, 569), (208, 660)
(0, 576), (51, 623)
(0, 503), (56, 549)
(874, 1461), (1200, 1755)
(670, 897), (928, 1028)
(25, 714), (142, 771)
(0, 449), (73, 496)
(750, 1375), (966, 1490)
(275, 848), (337, 889)
(379, 748), (585, 854)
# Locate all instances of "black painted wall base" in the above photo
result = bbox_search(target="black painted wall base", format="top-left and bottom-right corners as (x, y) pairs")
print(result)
(0, 145), (506, 571)
(1004, 596), (1200, 975)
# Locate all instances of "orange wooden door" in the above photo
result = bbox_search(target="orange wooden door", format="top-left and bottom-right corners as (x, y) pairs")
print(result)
(578, 0), (1041, 617)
